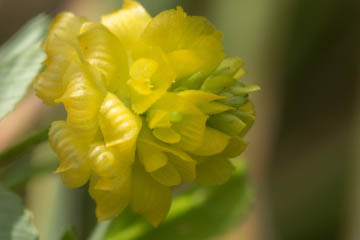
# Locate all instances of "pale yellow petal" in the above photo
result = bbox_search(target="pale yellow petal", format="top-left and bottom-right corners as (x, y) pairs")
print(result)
(148, 93), (208, 151)
(33, 55), (69, 104)
(152, 127), (181, 144)
(128, 58), (158, 95)
(147, 110), (171, 129)
(89, 142), (131, 179)
(142, 7), (224, 81)
(195, 157), (234, 186)
(49, 121), (91, 188)
(191, 127), (230, 156)
(177, 90), (225, 104)
(139, 125), (196, 182)
(168, 154), (196, 182)
(129, 46), (175, 114)
(150, 162), (181, 186)
(78, 22), (129, 95)
(177, 90), (232, 115)
(101, 0), (151, 50)
(89, 173), (131, 221)
(56, 62), (105, 140)
(220, 136), (248, 159)
(43, 12), (85, 57)
(168, 49), (202, 79)
(138, 123), (194, 163)
(131, 165), (172, 227)
(137, 141), (168, 172)
(139, 127), (195, 182)
(173, 112), (207, 152)
(197, 101), (233, 115)
(98, 92), (142, 165)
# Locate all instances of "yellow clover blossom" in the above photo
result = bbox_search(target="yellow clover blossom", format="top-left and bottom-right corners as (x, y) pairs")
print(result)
(34, 0), (259, 226)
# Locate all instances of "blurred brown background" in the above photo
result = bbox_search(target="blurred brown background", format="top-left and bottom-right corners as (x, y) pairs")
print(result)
(0, 0), (359, 239)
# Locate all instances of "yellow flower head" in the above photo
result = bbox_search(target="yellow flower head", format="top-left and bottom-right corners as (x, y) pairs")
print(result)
(34, 0), (259, 226)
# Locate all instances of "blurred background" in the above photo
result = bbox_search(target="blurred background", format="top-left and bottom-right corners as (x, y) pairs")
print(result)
(0, 0), (359, 239)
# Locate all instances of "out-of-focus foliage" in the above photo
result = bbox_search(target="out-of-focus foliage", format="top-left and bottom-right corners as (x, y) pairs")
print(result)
(61, 229), (79, 240)
(91, 159), (253, 240)
(0, 141), (57, 191)
(0, 185), (38, 240)
(0, 14), (49, 120)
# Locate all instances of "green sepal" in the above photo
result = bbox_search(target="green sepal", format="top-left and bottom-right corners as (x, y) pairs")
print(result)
(207, 112), (246, 137)
(200, 57), (244, 93)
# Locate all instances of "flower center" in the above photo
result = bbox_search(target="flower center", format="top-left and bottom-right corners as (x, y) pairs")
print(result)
(128, 58), (158, 95)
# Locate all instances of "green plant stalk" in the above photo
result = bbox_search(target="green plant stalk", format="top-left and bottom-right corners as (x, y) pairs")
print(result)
(0, 127), (49, 167)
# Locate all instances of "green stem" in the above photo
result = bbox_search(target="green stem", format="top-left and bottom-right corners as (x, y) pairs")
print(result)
(0, 127), (49, 167)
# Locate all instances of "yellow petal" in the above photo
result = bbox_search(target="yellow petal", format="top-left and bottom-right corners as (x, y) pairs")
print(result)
(220, 136), (248, 159)
(167, 154), (196, 182)
(78, 22), (129, 95)
(98, 92), (142, 165)
(89, 142), (130, 178)
(138, 124), (193, 164)
(131, 165), (172, 227)
(129, 57), (158, 80)
(142, 6), (224, 81)
(195, 157), (234, 186)
(197, 102), (233, 115)
(147, 110), (171, 129)
(43, 12), (85, 57)
(89, 172), (131, 221)
(33, 55), (69, 104)
(48, 121), (91, 188)
(173, 111), (207, 152)
(56, 62), (105, 140)
(200, 75), (235, 94)
(139, 124), (196, 182)
(128, 58), (158, 94)
(152, 128), (181, 144)
(148, 93), (208, 151)
(191, 127), (230, 156)
(177, 90), (232, 114)
(137, 141), (168, 172)
(101, 0), (151, 51)
(168, 49), (202, 79)
(177, 90), (225, 104)
(150, 162), (181, 186)
(129, 47), (175, 114)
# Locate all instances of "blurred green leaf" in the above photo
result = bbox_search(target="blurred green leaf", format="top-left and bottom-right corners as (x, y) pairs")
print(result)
(61, 229), (79, 240)
(93, 159), (253, 240)
(88, 221), (112, 240)
(0, 141), (57, 191)
(0, 127), (49, 167)
(0, 14), (49, 120)
(0, 185), (39, 240)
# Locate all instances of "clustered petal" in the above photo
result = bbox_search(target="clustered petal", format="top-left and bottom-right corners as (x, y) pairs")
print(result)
(34, 0), (258, 227)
